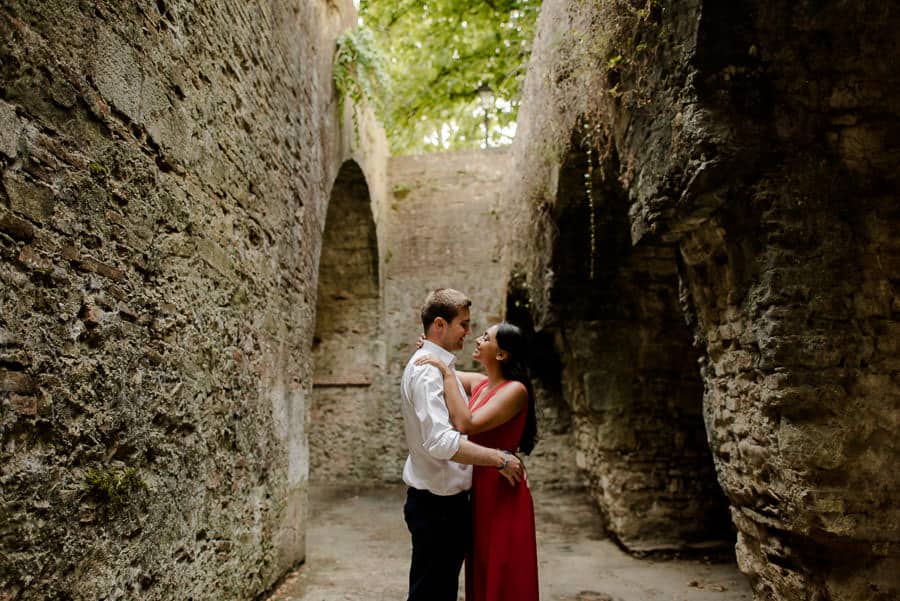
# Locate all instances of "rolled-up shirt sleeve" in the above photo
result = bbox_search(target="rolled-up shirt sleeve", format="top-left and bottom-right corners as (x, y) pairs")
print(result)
(411, 365), (462, 460)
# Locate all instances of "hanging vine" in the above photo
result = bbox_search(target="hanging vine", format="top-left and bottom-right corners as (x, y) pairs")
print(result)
(333, 26), (390, 137)
(585, 147), (597, 280)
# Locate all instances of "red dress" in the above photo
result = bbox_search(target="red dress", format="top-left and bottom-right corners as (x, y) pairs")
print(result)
(465, 380), (539, 601)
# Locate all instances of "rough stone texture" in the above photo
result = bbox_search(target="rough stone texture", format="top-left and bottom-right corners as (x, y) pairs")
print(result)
(502, 0), (899, 598)
(309, 148), (562, 485)
(0, 1), (385, 599)
(520, 142), (732, 550)
(309, 159), (387, 481)
(4, 0), (897, 598)
(383, 149), (510, 374)
(306, 147), (582, 489)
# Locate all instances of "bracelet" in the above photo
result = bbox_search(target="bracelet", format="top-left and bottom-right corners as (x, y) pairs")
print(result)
(497, 450), (510, 471)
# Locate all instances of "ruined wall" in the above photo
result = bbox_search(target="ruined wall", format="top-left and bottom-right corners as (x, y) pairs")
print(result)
(0, 1), (369, 598)
(676, 3), (900, 597)
(384, 149), (510, 371)
(380, 149), (510, 480)
(309, 148), (511, 483)
(309, 146), (582, 490)
(530, 143), (731, 551)
(309, 159), (386, 481)
(503, 0), (899, 598)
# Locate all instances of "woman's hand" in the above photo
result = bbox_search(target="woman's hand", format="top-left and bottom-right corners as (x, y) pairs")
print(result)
(415, 334), (426, 349)
(415, 353), (451, 378)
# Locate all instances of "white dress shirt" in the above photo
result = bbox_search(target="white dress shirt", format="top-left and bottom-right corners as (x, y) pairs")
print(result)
(401, 340), (473, 495)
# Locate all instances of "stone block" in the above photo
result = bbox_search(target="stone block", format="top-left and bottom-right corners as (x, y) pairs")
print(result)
(0, 370), (35, 394)
(0, 211), (35, 241)
(196, 237), (235, 279)
(0, 328), (23, 348)
(17, 245), (52, 272)
(74, 256), (124, 282)
(9, 393), (37, 416)
(595, 422), (638, 451)
(0, 100), (22, 158)
(4, 172), (55, 223)
(92, 28), (142, 122)
(584, 370), (631, 414)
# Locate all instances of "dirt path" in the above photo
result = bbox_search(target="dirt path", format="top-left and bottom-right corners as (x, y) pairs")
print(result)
(266, 485), (752, 601)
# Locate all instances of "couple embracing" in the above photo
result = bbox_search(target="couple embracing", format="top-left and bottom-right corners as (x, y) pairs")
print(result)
(400, 288), (540, 601)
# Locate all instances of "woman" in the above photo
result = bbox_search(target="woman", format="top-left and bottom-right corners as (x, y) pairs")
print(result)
(416, 322), (539, 601)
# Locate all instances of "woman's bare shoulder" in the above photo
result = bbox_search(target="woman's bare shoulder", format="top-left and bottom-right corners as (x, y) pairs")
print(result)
(499, 380), (528, 401)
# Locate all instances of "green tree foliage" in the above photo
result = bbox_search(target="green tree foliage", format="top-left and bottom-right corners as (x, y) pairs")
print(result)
(359, 0), (540, 154)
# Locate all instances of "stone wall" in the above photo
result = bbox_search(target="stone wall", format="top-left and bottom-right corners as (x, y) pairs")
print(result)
(384, 149), (510, 374)
(373, 149), (513, 482)
(310, 148), (514, 483)
(502, 0), (899, 598)
(4, 0), (896, 598)
(308, 146), (583, 490)
(309, 159), (386, 481)
(532, 143), (732, 551)
(0, 1), (378, 598)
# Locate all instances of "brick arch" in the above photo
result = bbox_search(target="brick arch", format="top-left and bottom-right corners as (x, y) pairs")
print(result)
(310, 159), (381, 480)
(539, 137), (733, 551)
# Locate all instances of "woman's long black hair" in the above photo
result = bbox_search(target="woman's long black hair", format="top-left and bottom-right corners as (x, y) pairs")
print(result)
(495, 322), (538, 455)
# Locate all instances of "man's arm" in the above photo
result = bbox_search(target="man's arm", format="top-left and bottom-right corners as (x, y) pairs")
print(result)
(452, 439), (523, 485)
(412, 364), (464, 459)
(410, 364), (524, 485)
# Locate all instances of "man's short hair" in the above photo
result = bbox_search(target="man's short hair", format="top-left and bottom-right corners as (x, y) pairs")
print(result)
(421, 288), (471, 333)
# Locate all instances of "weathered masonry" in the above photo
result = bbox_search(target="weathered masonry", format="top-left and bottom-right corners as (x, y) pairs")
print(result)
(2, 1), (898, 600)
(309, 148), (514, 485)
(501, 1), (900, 599)
(0, 1), (386, 598)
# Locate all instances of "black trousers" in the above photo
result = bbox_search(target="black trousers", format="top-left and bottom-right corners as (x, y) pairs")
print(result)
(404, 487), (471, 601)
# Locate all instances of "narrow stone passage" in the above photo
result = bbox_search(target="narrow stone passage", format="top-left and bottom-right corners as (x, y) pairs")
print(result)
(267, 485), (752, 601)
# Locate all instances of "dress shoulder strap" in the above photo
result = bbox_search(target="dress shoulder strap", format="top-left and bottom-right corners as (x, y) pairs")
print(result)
(468, 379), (489, 409)
(469, 379), (513, 413)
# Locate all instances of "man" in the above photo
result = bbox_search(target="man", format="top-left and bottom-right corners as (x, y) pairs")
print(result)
(400, 288), (524, 601)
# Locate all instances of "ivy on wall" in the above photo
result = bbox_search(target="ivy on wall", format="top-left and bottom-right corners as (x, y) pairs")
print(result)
(333, 25), (391, 137)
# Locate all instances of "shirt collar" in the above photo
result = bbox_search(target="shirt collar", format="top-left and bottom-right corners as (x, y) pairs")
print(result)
(421, 340), (457, 368)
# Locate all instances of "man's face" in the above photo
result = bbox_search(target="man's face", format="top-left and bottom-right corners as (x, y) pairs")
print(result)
(440, 307), (471, 352)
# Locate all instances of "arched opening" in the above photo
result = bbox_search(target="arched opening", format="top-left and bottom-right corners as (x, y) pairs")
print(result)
(540, 137), (733, 552)
(310, 160), (382, 482)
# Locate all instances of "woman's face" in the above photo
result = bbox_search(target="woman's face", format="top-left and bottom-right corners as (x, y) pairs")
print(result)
(472, 325), (500, 364)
